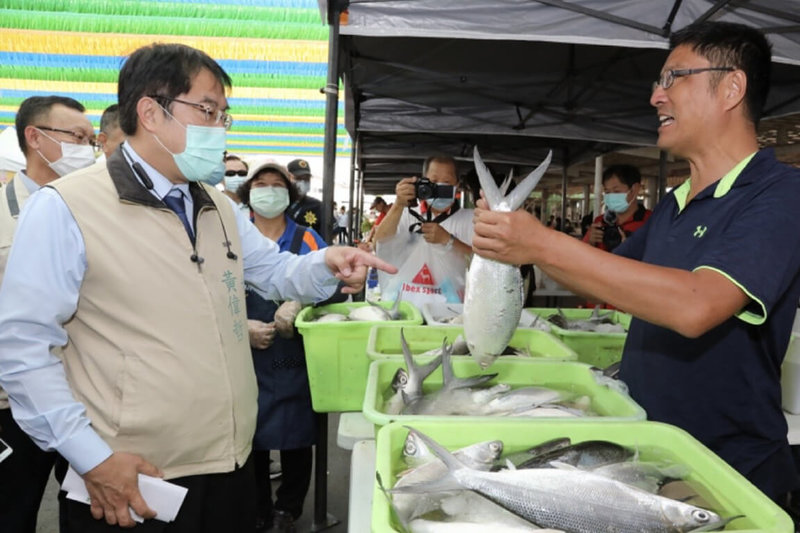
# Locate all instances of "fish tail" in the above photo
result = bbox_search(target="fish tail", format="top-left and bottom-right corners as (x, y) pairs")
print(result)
(473, 146), (552, 211)
(473, 146), (503, 210)
(504, 150), (553, 211)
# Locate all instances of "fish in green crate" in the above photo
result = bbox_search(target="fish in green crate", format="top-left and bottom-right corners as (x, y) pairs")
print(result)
(515, 440), (634, 470)
(463, 147), (552, 369)
(546, 307), (626, 333)
(310, 295), (404, 322)
(385, 332), (589, 418)
(392, 428), (740, 533)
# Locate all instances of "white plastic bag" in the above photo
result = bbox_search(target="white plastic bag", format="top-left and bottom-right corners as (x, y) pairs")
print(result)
(376, 230), (468, 307)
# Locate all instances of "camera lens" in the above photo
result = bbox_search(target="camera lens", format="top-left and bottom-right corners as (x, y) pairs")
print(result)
(416, 179), (434, 200)
(603, 225), (623, 251)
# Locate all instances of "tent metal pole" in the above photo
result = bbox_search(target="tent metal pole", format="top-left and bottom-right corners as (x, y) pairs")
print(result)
(312, 5), (341, 531)
(320, 5), (341, 245)
(347, 144), (356, 245)
(593, 155), (603, 218)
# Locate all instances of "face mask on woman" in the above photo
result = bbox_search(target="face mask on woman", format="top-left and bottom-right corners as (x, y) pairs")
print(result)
(250, 186), (290, 218)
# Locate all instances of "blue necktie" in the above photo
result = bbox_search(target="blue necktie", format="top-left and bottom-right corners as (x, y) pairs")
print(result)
(163, 190), (195, 243)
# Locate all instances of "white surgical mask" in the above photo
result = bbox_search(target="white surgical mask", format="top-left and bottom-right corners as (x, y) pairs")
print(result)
(295, 180), (310, 196)
(36, 129), (96, 177)
(225, 175), (247, 194)
(250, 186), (290, 219)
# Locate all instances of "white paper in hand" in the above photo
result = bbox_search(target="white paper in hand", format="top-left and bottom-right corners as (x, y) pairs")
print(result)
(62, 465), (188, 523)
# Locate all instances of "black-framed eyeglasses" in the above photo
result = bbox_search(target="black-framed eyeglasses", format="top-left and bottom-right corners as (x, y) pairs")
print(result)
(35, 126), (100, 150)
(653, 67), (736, 91)
(225, 169), (248, 177)
(148, 95), (233, 130)
(653, 67), (734, 91)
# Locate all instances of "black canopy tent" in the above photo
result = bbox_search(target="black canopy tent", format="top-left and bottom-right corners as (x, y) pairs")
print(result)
(315, 0), (800, 228)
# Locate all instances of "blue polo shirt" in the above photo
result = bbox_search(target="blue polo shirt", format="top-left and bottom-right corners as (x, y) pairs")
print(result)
(617, 148), (800, 499)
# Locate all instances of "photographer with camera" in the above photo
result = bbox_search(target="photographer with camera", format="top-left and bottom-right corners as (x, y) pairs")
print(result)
(373, 155), (474, 305)
(583, 164), (652, 252)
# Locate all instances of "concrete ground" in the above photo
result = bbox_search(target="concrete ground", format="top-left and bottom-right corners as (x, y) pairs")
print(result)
(36, 413), (354, 533)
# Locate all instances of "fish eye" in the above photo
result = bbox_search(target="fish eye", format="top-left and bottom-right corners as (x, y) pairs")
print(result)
(692, 510), (710, 523)
(404, 441), (417, 455)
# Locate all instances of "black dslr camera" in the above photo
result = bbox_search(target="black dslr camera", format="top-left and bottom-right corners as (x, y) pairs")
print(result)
(601, 210), (623, 251)
(415, 177), (454, 201)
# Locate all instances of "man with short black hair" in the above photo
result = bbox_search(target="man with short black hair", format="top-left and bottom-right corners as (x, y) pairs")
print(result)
(0, 43), (394, 532)
(286, 158), (323, 234)
(97, 104), (125, 159)
(474, 21), (800, 503)
(583, 164), (652, 252)
(0, 94), (95, 533)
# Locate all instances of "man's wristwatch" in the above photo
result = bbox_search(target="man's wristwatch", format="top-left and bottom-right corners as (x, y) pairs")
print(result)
(444, 233), (455, 250)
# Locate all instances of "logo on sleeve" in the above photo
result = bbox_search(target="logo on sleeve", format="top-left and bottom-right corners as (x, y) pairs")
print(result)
(693, 225), (708, 238)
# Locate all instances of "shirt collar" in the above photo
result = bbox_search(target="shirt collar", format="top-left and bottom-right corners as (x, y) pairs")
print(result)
(673, 151), (757, 213)
(16, 170), (39, 195)
(122, 142), (190, 201)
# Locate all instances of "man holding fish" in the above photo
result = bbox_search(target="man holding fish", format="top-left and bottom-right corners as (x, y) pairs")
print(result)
(473, 20), (800, 506)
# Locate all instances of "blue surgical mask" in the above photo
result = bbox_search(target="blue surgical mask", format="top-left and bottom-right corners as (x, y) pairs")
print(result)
(154, 106), (226, 186)
(429, 192), (455, 212)
(250, 186), (290, 219)
(604, 192), (631, 214)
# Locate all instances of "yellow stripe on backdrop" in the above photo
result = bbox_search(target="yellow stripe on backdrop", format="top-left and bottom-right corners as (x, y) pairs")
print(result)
(0, 78), (326, 102)
(0, 29), (327, 62)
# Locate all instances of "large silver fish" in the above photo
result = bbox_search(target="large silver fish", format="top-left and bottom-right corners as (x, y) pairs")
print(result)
(463, 147), (552, 369)
(395, 429), (726, 533)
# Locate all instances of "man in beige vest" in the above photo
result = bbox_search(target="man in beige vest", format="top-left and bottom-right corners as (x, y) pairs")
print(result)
(0, 44), (394, 532)
(0, 95), (96, 533)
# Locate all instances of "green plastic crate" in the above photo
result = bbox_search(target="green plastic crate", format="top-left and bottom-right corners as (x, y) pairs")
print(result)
(373, 420), (793, 532)
(295, 301), (423, 412)
(366, 324), (577, 362)
(363, 358), (646, 429)
(526, 307), (631, 368)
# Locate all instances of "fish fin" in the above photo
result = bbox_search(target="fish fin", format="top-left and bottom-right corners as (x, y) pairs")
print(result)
(366, 298), (393, 320)
(401, 330), (443, 387)
(440, 339), (455, 386)
(548, 460), (579, 471)
(448, 373), (498, 391)
(390, 291), (403, 319)
(504, 459), (517, 471)
(687, 515), (744, 532)
(504, 150), (553, 211)
(376, 472), (412, 533)
(498, 172), (513, 198)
